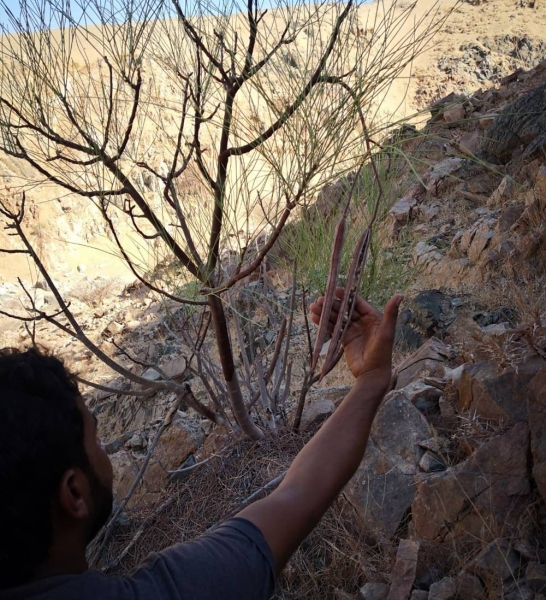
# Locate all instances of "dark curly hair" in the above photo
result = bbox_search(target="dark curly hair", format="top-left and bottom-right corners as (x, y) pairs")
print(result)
(0, 347), (90, 589)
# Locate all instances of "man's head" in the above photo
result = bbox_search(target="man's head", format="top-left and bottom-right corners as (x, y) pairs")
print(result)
(0, 348), (113, 589)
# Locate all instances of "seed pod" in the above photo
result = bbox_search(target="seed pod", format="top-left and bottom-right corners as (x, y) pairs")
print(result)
(310, 215), (346, 371)
(319, 228), (371, 381)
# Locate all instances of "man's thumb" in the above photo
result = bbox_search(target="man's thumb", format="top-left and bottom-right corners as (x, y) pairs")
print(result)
(380, 295), (403, 342)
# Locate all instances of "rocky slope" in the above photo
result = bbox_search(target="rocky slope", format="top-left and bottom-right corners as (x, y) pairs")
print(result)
(84, 60), (546, 599)
(1, 1), (546, 597)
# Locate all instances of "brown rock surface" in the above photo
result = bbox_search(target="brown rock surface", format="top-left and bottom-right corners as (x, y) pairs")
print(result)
(386, 539), (420, 600)
(465, 539), (522, 582)
(396, 338), (452, 390)
(412, 422), (530, 542)
(349, 391), (432, 537)
(457, 358), (545, 422)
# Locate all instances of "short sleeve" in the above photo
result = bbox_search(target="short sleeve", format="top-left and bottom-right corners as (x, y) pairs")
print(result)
(129, 518), (276, 600)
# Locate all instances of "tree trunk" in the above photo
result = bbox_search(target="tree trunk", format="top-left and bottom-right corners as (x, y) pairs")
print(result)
(208, 294), (263, 440)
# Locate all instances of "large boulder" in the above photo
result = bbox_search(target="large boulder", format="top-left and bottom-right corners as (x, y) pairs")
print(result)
(348, 391), (432, 537)
(481, 85), (546, 164)
(396, 290), (456, 351)
(396, 338), (453, 389)
(412, 422), (531, 542)
(457, 358), (545, 423)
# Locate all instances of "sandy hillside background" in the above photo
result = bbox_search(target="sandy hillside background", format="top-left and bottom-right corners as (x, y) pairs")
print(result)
(0, 0), (544, 285)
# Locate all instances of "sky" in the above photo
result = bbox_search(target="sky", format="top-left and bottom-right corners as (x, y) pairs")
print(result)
(0, 0), (326, 33)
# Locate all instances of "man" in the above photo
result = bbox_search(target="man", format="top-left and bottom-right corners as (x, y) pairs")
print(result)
(0, 289), (402, 599)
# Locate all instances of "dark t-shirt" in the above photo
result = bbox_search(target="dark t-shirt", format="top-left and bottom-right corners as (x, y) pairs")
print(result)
(0, 519), (275, 600)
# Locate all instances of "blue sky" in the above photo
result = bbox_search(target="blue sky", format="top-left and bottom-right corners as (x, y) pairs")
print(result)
(0, 0), (312, 33)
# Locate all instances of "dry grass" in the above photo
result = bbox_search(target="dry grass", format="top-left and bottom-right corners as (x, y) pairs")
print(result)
(103, 426), (393, 599)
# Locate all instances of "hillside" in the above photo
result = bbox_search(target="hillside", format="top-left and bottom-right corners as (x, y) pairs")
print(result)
(1, 0), (546, 597)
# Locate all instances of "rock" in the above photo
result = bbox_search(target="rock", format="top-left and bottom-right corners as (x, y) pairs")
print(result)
(412, 423), (530, 542)
(429, 257), (470, 288)
(488, 175), (516, 208)
(102, 320), (124, 336)
(410, 592), (428, 600)
(479, 114), (497, 129)
(386, 539), (420, 600)
(419, 451), (446, 473)
(142, 367), (161, 381)
(142, 418), (205, 499)
(526, 563), (546, 593)
(34, 279), (49, 291)
(304, 386), (351, 409)
(396, 338), (452, 390)
(438, 396), (456, 418)
(428, 577), (456, 600)
(349, 391), (431, 537)
(443, 104), (465, 124)
(465, 539), (522, 582)
(443, 315), (482, 349)
(127, 432), (146, 451)
(457, 131), (481, 157)
(399, 290), (456, 342)
(103, 430), (135, 454)
(453, 572), (484, 600)
(514, 539), (541, 561)
(390, 196), (418, 238)
(413, 242), (442, 268)
(423, 158), (464, 191)
(125, 319), (141, 332)
(360, 583), (389, 600)
(402, 380), (442, 415)
(481, 85), (546, 164)
(458, 358), (545, 423)
(372, 392), (432, 463)
(300, 397), (335, 430)
(109, 449), (138, 500)
(429, 93), (466, 120)
(529, 367), (546, 502)
(313, 176), (351, 220)
(467, 220), (495, 262)
(472, 307), (518, 327)
(503, 580), (535, 600)
(157, 356), (188, 380)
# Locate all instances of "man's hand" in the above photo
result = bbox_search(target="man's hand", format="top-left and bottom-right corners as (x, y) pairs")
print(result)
(310, 288), (403, 389)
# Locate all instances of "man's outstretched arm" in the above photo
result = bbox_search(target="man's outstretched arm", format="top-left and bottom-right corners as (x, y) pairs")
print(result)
(238, 289), (403, 574)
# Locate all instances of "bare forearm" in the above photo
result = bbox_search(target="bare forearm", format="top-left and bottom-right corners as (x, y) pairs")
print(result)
(275, 376), (386, 526)
(278, 375), (385, 518)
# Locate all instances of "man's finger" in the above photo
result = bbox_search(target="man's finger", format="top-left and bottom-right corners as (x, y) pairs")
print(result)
(378, 295), (403, 345)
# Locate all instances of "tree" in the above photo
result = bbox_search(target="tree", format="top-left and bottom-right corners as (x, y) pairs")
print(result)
(0, 0), (446, 439)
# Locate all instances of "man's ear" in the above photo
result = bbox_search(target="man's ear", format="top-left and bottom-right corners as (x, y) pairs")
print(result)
(57, 469), (90, 521)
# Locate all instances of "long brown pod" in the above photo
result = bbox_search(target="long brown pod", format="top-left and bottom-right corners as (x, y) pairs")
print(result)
(310, 162), (369, 371)
(310, 214), (346, 371)
(319, 228), (371, 381)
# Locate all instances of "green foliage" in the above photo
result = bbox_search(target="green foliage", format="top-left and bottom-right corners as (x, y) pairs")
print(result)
(277, 152), (416, 309)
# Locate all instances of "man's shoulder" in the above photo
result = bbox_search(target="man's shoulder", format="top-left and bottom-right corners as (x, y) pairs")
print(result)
(0, 518), (275, 600)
